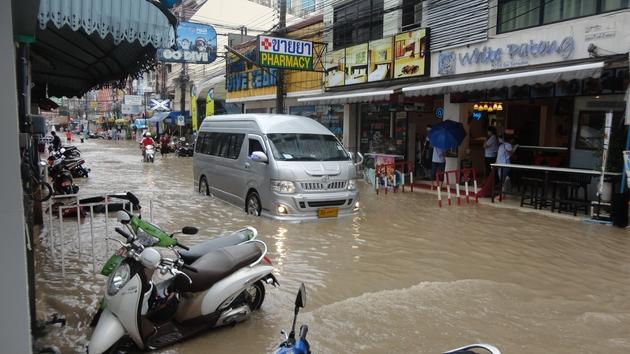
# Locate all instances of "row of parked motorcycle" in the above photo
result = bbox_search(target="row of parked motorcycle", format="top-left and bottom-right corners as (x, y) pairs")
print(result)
(85, 192), (502, 354)
(46, 145), (88, 196)
(143, 137), (194, 163)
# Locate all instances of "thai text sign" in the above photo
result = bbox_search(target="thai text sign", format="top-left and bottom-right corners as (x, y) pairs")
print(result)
(258, 35), (313, 71)
(158, 22), (217, 64)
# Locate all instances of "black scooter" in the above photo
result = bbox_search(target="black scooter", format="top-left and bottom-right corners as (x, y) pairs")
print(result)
(49, 159), (79, 195)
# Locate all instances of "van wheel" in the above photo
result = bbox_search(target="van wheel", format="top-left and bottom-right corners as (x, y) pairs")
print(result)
(199, 177), (210, 196)
(245, 192), (261, 216)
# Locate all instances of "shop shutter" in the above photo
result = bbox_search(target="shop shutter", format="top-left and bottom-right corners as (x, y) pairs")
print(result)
(425, 0), (489, 51)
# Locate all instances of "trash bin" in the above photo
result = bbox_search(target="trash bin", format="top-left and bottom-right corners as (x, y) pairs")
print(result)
(611, 191), (629, 228)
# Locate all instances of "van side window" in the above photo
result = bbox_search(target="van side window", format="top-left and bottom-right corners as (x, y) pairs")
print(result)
(204, 132), (244, 159)
(227, 134), (245, 159)
(194, 133), (205, 153)
(248, 138), (264, 156)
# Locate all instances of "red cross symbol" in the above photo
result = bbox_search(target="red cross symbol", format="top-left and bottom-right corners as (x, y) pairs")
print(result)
(261, 37), (272, 51)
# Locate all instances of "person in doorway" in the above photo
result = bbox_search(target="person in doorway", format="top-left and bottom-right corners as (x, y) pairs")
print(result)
(160, 133), (171, 157)
(51, 131), (61, 151)
(484, 127), (498, 177)
(65, 130), (73, 143)
(496, 135), (517, 190)
(421, 125), (433, 180)
(431, 146), (446, 185)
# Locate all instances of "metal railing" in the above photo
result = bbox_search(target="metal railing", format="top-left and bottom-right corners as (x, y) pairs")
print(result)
(44, 192), (154, 276)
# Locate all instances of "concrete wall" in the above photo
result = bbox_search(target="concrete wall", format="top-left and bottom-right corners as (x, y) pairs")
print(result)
(0, 3), (32, 353)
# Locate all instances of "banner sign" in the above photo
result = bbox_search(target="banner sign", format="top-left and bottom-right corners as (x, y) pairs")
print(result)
(191, 85), (198, 131)
(158, 22), (217, 64)
(258, 35), (314, 71)
(324, 28), (428, 87)
(206, 88), (215, 117)
(394, 28), (428, 78)
(149, 99), (170, 111)
(124, 95), (143, 106)
(375, 155), (396, 188)
(122, 104), (143, 115)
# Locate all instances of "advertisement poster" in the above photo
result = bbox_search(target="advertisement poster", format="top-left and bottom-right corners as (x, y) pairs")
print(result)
(258, 35), (314, 71)
(157, 22), (217, 64)
(324, 49), (346, 87)
(375, 155), (396, 188)
(393, 28), (427, 78)
(344, 43), (368, 85)
(206, 88), (214, 117)
(368, 37), (393, 82)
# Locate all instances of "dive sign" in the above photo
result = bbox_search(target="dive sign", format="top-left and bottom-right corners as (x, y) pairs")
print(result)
(258, 35), (313, 71)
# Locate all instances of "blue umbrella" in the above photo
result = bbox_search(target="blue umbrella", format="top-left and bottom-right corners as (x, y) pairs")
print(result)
(428, 120), (467, 149)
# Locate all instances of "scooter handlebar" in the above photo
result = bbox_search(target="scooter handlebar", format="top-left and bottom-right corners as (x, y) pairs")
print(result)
(299, 325), (308, 340)
(114, 227), (134, 243)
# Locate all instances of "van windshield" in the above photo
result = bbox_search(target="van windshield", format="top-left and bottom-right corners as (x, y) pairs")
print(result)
(267, 134), (350, 161)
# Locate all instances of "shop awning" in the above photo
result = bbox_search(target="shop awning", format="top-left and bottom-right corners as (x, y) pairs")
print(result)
(296, 88), (395, 104)
(403, 62), (605, 96)
(226, 94), (277, 104)
(32, 0), (176, 98)
(148, 111), (171, 123)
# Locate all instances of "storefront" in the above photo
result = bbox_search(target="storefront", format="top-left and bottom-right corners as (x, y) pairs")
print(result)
(407, 11), (630, 176)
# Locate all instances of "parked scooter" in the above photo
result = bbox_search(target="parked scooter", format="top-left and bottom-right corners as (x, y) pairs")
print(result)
(49, 145), (81, 158)
(88, 211), (278, 353)
(47, 150), (90, 178)
(275, 284), (502, 354)
(143, 144), (156, 163)
(176, 137), (193, 157)
(49, 159), (79, 195)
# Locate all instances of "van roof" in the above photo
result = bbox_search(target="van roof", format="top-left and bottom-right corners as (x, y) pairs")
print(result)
(199, 114), (334, 135)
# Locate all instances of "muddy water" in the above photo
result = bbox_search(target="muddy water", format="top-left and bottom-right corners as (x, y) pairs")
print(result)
(35, 140), (630, 353)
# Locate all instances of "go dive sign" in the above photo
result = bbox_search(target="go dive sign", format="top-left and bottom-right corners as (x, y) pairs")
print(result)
(258, 35), (313, 71)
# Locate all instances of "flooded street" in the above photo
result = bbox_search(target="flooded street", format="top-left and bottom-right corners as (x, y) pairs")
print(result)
(36, 139), (630, 354)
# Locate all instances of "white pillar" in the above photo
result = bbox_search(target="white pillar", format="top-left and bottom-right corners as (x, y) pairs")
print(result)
(0, 3), (32, 353)
(443, 93), (461, 172)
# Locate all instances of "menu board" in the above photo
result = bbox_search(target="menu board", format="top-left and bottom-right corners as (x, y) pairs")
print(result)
(344, 44), (368, 85)
(324, 49), (346, 87)
(368, 37), (393, 82)
(393, 28), (427, 78)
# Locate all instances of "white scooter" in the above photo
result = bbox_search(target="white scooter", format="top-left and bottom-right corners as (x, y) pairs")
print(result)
(143, 144), (155, 163)
(88, 211), (278, 353)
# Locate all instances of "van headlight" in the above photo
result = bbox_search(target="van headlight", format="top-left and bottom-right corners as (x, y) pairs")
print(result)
(271, 180), (296, 194)
(107, 263), (131, 296)
(347, 179), (356, 190)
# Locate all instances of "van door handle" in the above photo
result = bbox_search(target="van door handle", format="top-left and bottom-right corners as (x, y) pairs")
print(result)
(245, 162), (251, 168)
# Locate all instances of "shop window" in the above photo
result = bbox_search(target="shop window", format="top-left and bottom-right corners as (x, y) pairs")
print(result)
(575, 111), (622, 150)
(333, 0), (383, 50)
(498, 0), (629, 33)
(289, 105), (344, 140)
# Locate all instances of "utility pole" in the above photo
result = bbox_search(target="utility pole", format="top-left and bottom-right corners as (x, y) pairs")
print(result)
(275, 0), (287, 114)
(178, 5), (188, 138)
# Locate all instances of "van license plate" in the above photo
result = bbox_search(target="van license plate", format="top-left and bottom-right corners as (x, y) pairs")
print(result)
(318, 208), (338, 218)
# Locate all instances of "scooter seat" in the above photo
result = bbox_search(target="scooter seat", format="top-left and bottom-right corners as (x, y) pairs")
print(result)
(174, 243), (262, 293)
(178, 231), (251, 264)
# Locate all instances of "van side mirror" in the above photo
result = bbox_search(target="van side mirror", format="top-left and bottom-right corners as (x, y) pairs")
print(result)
(250, 151), (268, 163)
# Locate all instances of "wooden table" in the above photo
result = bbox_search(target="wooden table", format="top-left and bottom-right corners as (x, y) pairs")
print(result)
(490, 163), (622, 204)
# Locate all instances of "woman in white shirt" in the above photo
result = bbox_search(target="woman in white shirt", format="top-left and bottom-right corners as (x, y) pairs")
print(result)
(484, 127), (498, 177)
(496, 136), (516, 183)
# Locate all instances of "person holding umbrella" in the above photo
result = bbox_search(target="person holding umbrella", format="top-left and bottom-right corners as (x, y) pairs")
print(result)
(427, 119), (467, 185)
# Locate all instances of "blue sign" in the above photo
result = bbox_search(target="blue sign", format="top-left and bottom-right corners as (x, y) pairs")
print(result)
(434, 107), (444, 120)
(472, 111), (482, 121)
(157, 22), (217, 64)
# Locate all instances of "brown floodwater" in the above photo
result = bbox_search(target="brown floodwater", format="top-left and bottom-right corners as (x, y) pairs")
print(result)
(34, 139), (630, 354)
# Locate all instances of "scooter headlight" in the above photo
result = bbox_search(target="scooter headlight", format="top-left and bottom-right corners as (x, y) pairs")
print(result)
(107, 263), (131, 296)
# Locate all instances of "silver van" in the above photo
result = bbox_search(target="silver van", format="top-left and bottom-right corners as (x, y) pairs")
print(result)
(193, 114), (359, 220)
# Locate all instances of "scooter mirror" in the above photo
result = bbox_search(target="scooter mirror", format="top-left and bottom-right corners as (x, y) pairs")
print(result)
(182, 226), (198, 235)
(117, 211), (131, 224)
(295, 283), (306, 308)
(139, 248), (161, 270)
(39, 160), (47, 166)
(126, 192), (140, 206)
(60, 148), (66, 153)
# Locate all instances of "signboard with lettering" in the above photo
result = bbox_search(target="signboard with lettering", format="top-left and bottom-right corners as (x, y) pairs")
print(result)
(258, 35), (314, 71)
(158, 22), (217, 64)
(324, 49), (345, 88)
(124, 95), (143, 106)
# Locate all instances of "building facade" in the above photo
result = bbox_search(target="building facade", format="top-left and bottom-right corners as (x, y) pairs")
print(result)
(298, 0), (629, 178)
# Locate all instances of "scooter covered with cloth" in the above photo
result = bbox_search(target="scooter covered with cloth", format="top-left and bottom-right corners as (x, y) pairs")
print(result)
(88, 211), (278, 353)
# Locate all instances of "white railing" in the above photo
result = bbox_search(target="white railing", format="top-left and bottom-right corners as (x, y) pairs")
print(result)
(44, 192), (154, 276)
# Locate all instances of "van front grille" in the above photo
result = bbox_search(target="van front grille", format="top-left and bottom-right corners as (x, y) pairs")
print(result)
(307, 200), (347, 208)
(301, 181), (346, 191)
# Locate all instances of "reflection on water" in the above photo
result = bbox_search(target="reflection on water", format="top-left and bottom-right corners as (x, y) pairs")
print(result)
(35, 140), (630, 354)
